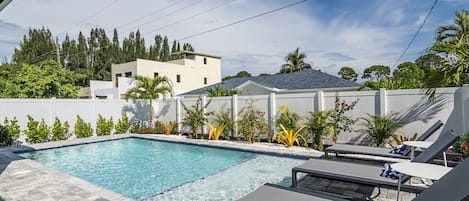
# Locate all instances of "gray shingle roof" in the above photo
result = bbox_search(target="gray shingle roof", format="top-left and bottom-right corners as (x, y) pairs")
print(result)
(182, 68), (359, 95)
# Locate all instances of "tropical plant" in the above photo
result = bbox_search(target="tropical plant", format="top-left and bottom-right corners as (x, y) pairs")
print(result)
(161, 121), (176, 135)
(181, 96), (212, 139)
(124, 75), (173, 128)
(330, 96), (359, 141)
(280, 48), (311, 73)
(24, 115), (50, 143)
(115, 113), (131, 134)
(74, 115), (93, 138)
(390, 133), (418, 147)
(358, 113), (403, 147)
(237, 99), (267, 143)
(96, 114), (113, 136)
(4, 117), (20, 142)
(305, 111), (333, 149)
(51, 117), (70, 141)
(436, 10), (469, 44)
(208, 122), (227, 140)
(213, 105), (234, 140)
(275, 124), (307, 148)
(206, 85), (237, 97)
(275, 105), (300, 131)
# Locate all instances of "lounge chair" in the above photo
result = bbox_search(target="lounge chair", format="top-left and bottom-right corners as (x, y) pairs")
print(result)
(237, 183), (349, 201)
(292, 129), (459, 193)
(324, 120), (443, 159)
(239, 152), (469, 201)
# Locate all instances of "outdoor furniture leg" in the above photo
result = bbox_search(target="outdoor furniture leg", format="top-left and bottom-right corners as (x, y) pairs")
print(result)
(411, 147), (415, 160)
(443, 151), (448, 167)
(397, 176), (402, 201)
(292, 169), (298, 188)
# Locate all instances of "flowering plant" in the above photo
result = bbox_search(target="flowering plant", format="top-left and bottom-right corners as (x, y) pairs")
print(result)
(453, 131), (469, 159)
(237, 99), (267, 143)
(330, 96), (359, 141)
(181, 96), (212, 139)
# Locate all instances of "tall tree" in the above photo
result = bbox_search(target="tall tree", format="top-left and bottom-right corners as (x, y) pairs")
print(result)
(171, 40), (177, 60)
(160, 36), (170, 62)
(436, 10), (469, 44)
(123, 32), (136, 62)
(338, 67), (358, 82)
(362, 65), (390, 82)
(280, 48), (311, 73)
(110, 29), (122, 64)
(12, 27), (56, 64)
(124, 75), (173, 128)
(135, 30), (147, 59)
(392, 61), (424, 89)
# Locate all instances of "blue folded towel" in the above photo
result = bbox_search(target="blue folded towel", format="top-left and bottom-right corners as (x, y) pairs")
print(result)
(389, 144), (411, 156)
(380, 164), (403, 180)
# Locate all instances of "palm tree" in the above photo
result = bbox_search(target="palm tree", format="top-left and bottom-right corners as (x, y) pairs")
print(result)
(280, 48), (311, 73)
(124, 75), (173, 128)
(436, 10), (469, 44)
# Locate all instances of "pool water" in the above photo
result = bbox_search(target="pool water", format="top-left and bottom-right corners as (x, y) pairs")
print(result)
(19, 138), (305, 200)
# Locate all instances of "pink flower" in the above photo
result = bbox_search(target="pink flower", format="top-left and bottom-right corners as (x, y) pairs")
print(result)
(345, 103), (349, 107)
(186, 111), (190, 115)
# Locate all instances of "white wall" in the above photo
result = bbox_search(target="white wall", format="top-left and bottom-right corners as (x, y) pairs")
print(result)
(1, 86), (468, 144)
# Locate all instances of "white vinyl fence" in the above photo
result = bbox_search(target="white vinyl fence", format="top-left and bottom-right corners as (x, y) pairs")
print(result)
(1, 86), (468, 144)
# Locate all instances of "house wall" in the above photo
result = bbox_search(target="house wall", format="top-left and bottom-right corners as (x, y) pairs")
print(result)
(111, 55), (221, 95)
(1, 86), (468, 144)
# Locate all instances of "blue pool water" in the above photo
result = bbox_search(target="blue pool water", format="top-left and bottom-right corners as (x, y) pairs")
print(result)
(19, 138), (305, 200)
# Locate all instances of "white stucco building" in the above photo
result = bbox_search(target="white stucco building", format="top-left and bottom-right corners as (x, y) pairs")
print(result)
(88, 51), (222, 99)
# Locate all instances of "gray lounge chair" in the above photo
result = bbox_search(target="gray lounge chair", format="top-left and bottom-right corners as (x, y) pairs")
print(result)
(239, 152), (469, 201)
(292, 129), (459, 193)
(324, 120), (443, 159)
(238, 183), (349, 201)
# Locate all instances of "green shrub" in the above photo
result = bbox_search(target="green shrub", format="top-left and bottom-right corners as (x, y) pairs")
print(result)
(24, 115), (50, 143)
(0, 124), (14, 146)
(4, 117), (20, 142)
(181, 96), (212, 138)
(130, 121), (141, 133)
(51, 117), (70, 141)
(305, 111), (333, 149)
(213, 106), (233, 140)
(359, 113), (403, 147)
(276, 105), (300, 131)
(96, 114), (113, 136)
(115, 113), (131, 134)
(74, 115), (93, 138)
(237, 99), (267, 143)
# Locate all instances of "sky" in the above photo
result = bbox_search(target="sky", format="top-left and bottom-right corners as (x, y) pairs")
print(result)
(0, 0), (467, 78)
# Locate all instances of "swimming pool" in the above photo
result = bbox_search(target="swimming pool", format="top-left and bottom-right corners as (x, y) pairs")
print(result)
(19, 138), (305, 200)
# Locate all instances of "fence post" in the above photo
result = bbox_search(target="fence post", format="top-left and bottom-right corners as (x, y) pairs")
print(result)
(50, 97), (56, 125)
(317, 91), (324, 111)
(176, 97), (182, 133)
(232, 94), (238, 138)
(202, 95), (207, 135)
(269, 93), (276, 139)
(378, 88), (387, 116)
(93, 99), (97, 136)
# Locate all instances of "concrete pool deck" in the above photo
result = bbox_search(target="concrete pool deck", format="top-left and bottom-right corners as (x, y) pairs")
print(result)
(0, 134), (415, 201)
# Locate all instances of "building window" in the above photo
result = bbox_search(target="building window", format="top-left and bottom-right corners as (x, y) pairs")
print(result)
(176, 74), (181, 83)
(115, 73), (122, 87)
(203, 57), (207, 64)
(154, 72), (159, 78)
(204, 77), (207, 84)
(125, 72), (132, 77)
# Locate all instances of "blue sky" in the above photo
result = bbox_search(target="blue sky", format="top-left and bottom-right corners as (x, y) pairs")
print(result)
(0, 0), (466, 78)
